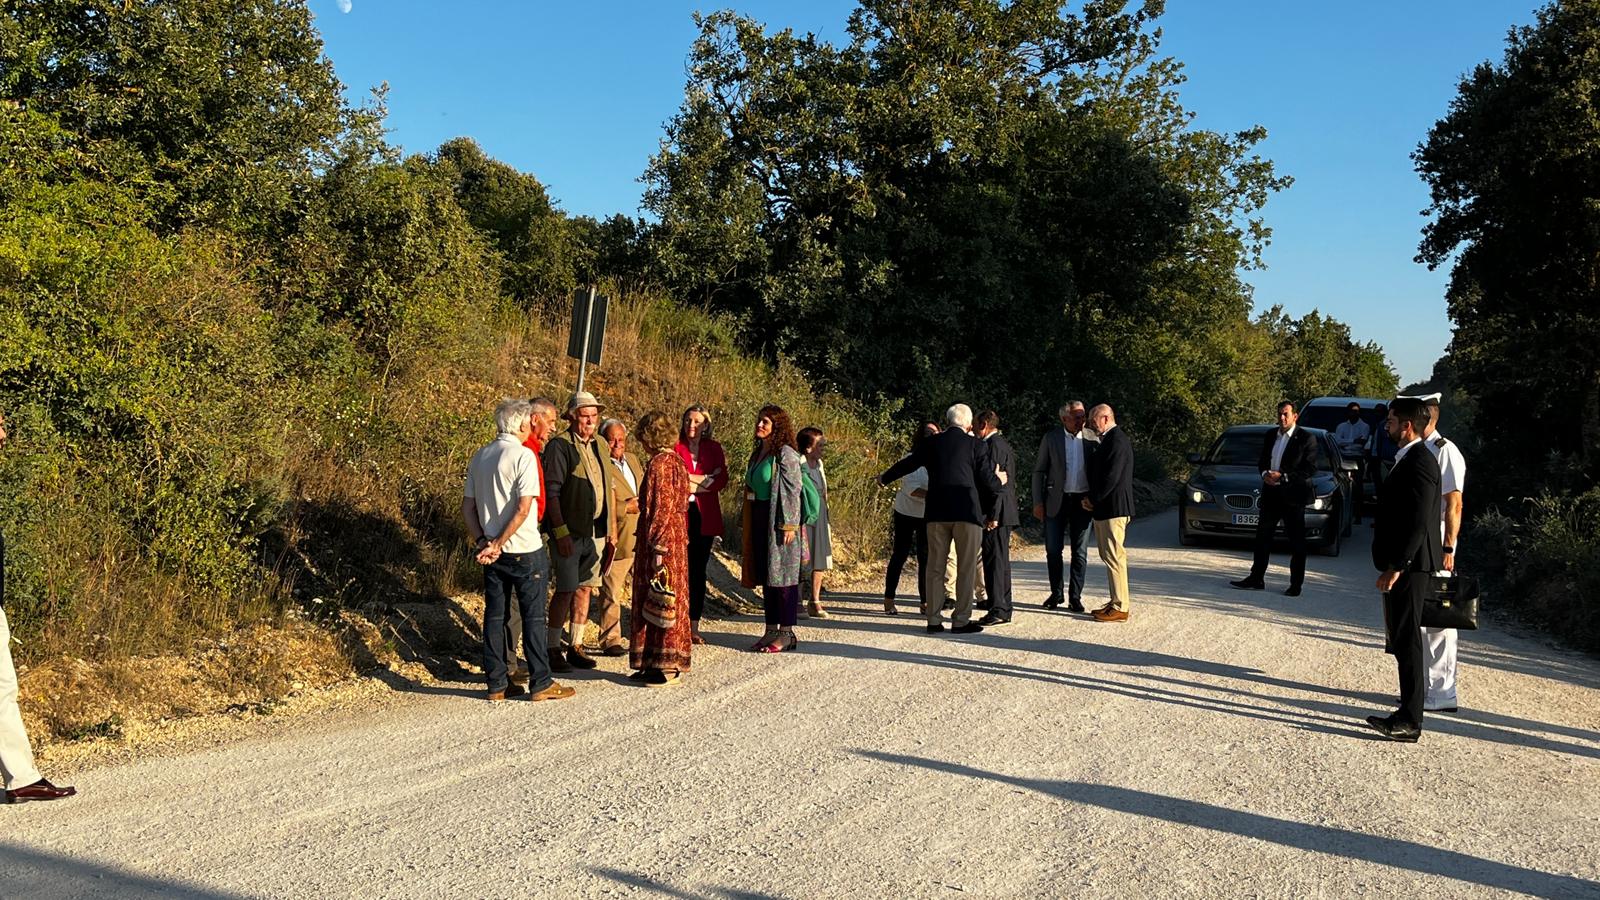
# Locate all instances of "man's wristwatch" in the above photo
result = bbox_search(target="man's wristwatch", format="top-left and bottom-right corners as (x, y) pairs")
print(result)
(1442, 545), (1455, 554)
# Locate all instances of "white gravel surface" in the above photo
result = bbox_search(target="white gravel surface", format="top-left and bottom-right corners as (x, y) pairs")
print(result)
(3, 511), (1598, 899)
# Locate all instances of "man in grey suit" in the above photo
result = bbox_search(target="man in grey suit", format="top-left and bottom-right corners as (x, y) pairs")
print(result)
(1032, 401), (1093, 613)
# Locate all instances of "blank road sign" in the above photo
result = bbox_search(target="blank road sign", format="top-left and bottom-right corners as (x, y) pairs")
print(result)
(566, 289), (608, 365)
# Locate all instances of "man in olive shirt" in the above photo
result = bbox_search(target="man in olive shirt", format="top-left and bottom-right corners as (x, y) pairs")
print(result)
(543, 392), (618, 673)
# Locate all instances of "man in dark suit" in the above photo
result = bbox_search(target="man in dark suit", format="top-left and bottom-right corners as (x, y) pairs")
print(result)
(880, 403), (1006, 635)
(1366, 397), (1443, 742)
(1032, 400), (1094, 613)
(974, 410), (1018, 627)
(1083, 404), (1135, 622)
(1229, 401), (1319, 597)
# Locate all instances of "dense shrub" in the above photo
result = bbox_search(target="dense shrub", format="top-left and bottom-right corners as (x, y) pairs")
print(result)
(1465, 490), (1600, 653)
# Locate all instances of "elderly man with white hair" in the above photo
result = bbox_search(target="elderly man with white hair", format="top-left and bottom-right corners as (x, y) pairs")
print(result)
(462, 398), (574, 703)
(879, 403), (1007, 634)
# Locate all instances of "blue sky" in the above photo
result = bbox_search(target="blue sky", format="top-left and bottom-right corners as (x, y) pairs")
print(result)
(311, 1), (1540, 387)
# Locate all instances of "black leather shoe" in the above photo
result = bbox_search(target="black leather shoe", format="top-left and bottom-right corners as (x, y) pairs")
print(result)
(952, 622), (985, 634)
(548, 650), (573, 674)
(1365, 715), (1421, 743)
(976, 613), (1011, 627)
(1284, 585), (1302, 597)
(1067, 601), (1087, 613)
(1043, 596), (1063, 610)
(926, 622), (947, 634)
(567, 648), (598, 670)
(600, 644), (628, 657)
(4, 779), (76, 804)
(974, 600), (993, 611)
(1229, 578), (1265, 590)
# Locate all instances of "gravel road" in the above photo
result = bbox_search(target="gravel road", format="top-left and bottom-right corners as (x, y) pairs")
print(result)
(4, 512), (1598, 899)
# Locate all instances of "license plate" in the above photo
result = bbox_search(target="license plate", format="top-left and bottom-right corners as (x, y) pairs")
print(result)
(1232, 514), (1259, 526)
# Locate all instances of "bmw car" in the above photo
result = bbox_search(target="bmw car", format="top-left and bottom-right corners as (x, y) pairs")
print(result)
(1178, 425), (1357, 555)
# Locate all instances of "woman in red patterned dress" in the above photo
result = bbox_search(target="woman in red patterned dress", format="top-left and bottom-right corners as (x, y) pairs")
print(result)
(628, 411), (693, 686)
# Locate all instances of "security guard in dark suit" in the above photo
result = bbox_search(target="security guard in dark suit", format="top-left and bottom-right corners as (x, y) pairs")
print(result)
(1366, 397), (1443, 742)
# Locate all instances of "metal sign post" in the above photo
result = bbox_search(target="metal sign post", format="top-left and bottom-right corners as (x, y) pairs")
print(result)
(566, 286), (608, 394)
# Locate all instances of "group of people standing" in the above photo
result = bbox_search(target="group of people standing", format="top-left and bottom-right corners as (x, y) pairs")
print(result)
(1223, 394), (1467, 742)
(461, 394), (841, 701)
(878, 401), (1136, 633)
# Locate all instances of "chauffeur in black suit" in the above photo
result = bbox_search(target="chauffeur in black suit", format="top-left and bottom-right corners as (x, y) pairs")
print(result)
(1230, 401), (1319, 597)
(879, 403), (1005, 635)
(973, 410), (1018, 627)
(1366, 397), (1442, 742)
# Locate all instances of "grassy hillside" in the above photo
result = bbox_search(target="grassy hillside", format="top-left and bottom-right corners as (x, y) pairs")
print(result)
(10, 287), (902, 747)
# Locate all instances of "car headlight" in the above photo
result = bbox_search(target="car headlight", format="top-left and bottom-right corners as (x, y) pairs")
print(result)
(1307, 494), (1333, 511)
(1188, 487), (1213, 504)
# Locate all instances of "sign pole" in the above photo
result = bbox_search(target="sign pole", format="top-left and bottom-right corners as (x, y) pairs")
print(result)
(575, 284), (597, 394)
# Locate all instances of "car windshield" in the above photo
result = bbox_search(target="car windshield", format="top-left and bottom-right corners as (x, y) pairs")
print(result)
(1299, 404), (1383, 434)
(1207, 430), (1339, 471)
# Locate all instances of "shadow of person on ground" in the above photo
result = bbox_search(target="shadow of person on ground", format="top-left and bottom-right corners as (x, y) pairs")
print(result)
(589, 864), (785, 899)
(0, 842), (248, 900)
(848, 751), (1600, 899)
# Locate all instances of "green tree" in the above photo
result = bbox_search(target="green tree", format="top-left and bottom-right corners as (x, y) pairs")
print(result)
(643, 0), (1298, 456)
(1416, 0), (1600, 491)
(1, 0), (348, 233)
(431, 137), (578, 303)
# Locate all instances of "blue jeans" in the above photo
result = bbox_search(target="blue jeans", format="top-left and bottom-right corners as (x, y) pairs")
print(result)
(1043, 496), (1093, 605)
(482, 547), (552, 692)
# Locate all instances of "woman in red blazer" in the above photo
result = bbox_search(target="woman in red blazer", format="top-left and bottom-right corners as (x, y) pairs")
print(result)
(674, 405), (729, 644)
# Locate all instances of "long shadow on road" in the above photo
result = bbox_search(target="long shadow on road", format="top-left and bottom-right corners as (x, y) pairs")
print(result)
(851, 751), (1600, 899)
(0, 843), (246, 900)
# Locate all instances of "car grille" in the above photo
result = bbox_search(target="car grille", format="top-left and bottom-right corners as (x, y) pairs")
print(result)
(1223, 494), (1257, 511)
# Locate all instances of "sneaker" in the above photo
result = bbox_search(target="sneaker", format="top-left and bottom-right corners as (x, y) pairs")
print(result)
(530, 682), (576, 702)
(486, 682), (528, 702)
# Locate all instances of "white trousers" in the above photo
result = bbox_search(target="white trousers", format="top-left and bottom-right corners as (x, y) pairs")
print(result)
(1423, 626), (1459, 707)
(0, 609), (43, 790)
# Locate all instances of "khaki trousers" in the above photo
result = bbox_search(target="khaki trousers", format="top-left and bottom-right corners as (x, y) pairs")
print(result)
(593, 553), (633, 650)
(925, 521), (982, 627)
(0, 610), (43, 790)
(1093, 517), (1131, 612)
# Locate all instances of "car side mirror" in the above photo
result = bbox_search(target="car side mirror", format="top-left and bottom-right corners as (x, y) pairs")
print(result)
(1340, 458), (1359, 472)
(1186, 452), (1204, 465)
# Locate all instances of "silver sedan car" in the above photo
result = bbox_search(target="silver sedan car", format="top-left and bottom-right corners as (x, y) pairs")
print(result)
(1178, 425), (1357, 556)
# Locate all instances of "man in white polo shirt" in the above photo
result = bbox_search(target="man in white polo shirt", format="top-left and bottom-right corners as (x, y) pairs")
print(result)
(1416, 393), (1467, 713)
(463, 399), (575, 703)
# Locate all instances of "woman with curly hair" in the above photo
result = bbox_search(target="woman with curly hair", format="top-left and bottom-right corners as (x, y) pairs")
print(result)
(740, 404), (806, 652)
(627, 411), (693, 686)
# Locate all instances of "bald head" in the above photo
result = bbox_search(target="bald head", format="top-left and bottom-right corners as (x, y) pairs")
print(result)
(1087, 404), (1116, 433)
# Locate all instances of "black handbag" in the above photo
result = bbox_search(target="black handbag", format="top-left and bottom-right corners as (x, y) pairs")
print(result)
(1421, 573), (1480, 630)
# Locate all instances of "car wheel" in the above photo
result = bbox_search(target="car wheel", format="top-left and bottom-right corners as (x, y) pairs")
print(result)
(1319, 502), (1342, 557)
(1178, 522), (1196, 546)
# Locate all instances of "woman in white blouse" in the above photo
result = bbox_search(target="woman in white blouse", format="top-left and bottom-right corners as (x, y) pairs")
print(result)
(882, 421), (940, 616)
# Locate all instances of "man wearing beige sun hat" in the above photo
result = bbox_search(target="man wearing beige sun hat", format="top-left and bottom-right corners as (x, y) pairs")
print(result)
(542, 391), (618, 674)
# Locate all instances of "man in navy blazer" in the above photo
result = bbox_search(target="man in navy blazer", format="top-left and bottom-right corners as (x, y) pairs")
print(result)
(974, 410), (1018, 627)
(1230, 401), (1319, 597)
(1366, 397), (1443, 742)
(880, 403), (1005, 634)
(1083, 404), (1136, 622)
